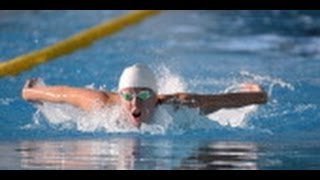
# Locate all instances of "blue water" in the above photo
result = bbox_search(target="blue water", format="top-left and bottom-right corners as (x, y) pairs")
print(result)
(0, 10), (320, 169)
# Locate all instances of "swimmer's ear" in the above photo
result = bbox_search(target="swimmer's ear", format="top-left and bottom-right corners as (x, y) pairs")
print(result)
(23, 78), (46, 89)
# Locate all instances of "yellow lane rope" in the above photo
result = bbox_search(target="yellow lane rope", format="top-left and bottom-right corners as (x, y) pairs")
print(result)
(0, 10), (161, 77)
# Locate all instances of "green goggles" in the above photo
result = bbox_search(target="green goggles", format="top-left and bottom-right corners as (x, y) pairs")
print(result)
(120, 90), (152, 101)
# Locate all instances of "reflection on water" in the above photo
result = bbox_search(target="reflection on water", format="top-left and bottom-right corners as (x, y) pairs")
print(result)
(17, 138), (259, 170)
(176, 141), (258, 170)
(19, 138), (140, 170)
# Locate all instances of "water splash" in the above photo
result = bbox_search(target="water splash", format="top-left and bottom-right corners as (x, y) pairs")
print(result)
(155, 64), (188, 94)
(0, 98), (15, 105)
(207, 105), (258, 128)
(28, 66), (291, 135)
(213, 34), (287, 52)
(239, 71), (295, 95)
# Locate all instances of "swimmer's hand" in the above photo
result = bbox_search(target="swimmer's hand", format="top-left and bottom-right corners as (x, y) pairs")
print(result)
(22, 78), (45, 105)
(23, 78), (45, 89)
(238, 83), (264, 93)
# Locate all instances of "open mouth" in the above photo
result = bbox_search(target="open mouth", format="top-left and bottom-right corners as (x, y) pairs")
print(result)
(130, 109), (143, 127)
(132, 111), (142, 118)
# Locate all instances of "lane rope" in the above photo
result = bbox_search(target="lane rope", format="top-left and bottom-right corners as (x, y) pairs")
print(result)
(0, 10), (161, 77)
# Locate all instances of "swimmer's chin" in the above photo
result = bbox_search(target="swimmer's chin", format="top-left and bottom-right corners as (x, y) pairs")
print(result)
(130, 117), (143, 128)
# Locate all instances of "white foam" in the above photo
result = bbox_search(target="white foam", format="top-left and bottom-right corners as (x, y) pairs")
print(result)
(294, 103), (317, 113)
(213, 34), (287, 52)
(155, 64), (188, 94)
(0, 98), (15, 105)
(32, 65), (268, 134)
(34, 101), (217, 135)
(206, 105), (258, 128)
(239, 70), (294, 95)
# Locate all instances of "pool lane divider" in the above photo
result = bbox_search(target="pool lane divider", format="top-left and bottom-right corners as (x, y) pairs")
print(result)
(0, 10), (161, 77)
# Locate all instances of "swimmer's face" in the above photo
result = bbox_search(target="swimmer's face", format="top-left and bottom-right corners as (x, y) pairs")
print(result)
(119, 87), (157, 128)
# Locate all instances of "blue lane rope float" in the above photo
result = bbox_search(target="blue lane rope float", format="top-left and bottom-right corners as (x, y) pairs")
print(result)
(0, 10), (161, 77)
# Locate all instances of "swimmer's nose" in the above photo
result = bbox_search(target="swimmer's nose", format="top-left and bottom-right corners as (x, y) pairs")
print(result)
(132, 97), (142, 106)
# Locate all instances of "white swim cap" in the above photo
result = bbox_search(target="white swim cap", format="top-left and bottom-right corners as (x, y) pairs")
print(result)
(118, 64), (157, 92)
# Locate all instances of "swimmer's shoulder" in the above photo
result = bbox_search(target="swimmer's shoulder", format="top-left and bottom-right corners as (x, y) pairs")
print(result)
(100, 91), (120, 105)
(156, 93), (181, 105)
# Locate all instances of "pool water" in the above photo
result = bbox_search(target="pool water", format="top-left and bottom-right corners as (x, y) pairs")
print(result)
(0, 10), (320, 169)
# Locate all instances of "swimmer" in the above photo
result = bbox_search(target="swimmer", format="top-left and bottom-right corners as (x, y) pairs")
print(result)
(22, 64), (267, 128)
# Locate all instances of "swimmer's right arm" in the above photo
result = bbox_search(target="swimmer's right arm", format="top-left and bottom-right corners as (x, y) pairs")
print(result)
(22, 79), (118, 111)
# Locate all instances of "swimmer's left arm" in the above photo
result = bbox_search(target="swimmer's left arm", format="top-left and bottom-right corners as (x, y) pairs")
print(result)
(157, 83), (268, 114)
